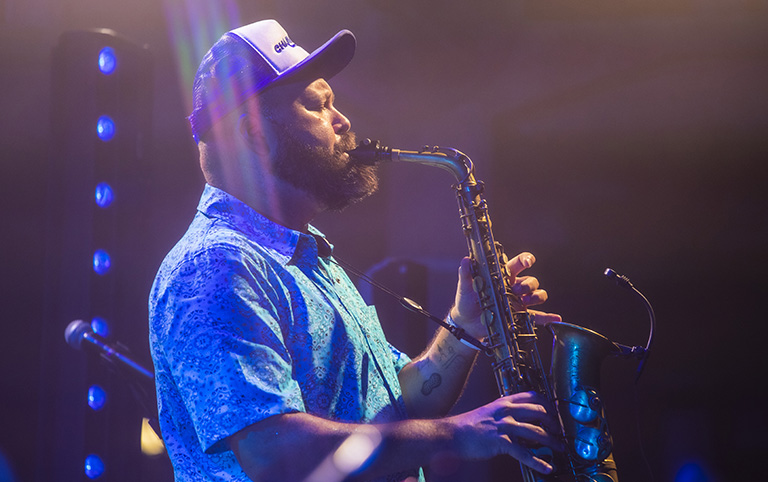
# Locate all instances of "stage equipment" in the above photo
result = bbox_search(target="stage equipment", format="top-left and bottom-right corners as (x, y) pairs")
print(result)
(65, 320), (153, 380)
(350, 139), (655, 481)
(41, 28), (154, 481)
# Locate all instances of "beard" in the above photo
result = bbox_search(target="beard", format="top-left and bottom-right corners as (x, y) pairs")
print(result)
(270, 127), (379, 211)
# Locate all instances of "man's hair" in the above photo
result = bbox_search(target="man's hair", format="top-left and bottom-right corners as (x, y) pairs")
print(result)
(190, 35), (276, 143)
(196, 88), (281, 184)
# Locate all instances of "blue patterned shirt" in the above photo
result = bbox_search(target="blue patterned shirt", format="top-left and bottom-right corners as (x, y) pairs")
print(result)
(149, 185), (418, 481)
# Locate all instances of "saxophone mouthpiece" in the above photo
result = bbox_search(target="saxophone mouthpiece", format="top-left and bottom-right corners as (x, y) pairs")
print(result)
(348, 138), (392, 165)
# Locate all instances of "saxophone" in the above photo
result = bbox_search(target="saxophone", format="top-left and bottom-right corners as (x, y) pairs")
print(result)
(349, 139), (622, 481)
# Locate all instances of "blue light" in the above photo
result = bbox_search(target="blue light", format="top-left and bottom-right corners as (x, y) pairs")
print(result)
(675, 461), (710, 482)
(94, 183), (114, 208)
(84, 454), (105, 478)
(96, 116), (115, 141)
(93, 250), (111, 275)
(90, 317), (110, 337)
(98, 47), (117, 75)
(87, 385), (107, 411)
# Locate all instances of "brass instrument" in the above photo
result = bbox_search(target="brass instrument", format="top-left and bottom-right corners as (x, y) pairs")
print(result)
(349, 139), (647, 481)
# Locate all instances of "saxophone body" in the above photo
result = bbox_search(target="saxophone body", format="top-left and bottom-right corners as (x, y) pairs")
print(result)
(350, 140), (619, 481)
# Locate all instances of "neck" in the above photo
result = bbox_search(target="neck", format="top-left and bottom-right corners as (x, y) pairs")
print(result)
(201, 139), (325, 232)
(209, 176), (322, 233)
(249, 180), (321, 232)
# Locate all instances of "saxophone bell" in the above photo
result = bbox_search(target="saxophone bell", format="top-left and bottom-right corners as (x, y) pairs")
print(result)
(549, 322), (620, 481)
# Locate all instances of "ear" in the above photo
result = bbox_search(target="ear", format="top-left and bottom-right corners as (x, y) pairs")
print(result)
(238, 113), (270, 156)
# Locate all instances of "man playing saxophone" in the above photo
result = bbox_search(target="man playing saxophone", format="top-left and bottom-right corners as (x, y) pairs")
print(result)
(149, 19), (565, 482)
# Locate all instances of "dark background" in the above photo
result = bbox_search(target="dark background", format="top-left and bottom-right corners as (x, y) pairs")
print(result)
(2, 1), (767, 481)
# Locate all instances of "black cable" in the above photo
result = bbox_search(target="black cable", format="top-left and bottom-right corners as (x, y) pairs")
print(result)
(604, 267), (656, 480)
(633, 381), (655, 482)
(603, 268), (656, 383)
(330, 255), (490, 354)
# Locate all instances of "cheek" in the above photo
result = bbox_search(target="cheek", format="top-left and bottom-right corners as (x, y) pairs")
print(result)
(277, 105), (338, 148)
(297, 120), (337, 148)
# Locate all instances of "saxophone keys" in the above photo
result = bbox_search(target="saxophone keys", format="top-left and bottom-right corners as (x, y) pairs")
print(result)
(480, 310), (494, 327)
(568, 388), (601, 423)
(471, 275), (485, 294)
(572, 426), (613, 463)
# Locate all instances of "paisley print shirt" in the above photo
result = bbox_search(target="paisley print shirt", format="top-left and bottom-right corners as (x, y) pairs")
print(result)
(149, 185), (419, 481)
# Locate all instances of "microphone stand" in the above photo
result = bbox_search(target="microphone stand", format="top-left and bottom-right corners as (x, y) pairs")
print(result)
(65, 320), (162, 437)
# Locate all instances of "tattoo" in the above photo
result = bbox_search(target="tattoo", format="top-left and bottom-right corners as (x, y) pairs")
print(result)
(436, 342), (468, 370)
(421, 373), (442, 396)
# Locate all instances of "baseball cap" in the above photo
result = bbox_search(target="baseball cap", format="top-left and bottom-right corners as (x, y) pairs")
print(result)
(188, 19), (356, 142)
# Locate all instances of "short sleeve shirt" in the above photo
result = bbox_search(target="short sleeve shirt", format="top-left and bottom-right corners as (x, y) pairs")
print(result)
(149, 185), (418, 481)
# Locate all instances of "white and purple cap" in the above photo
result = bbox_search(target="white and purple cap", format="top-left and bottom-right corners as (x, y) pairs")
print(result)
(189, 19), (356, 142)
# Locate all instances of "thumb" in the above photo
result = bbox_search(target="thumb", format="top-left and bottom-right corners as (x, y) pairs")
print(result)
(456, 257), (473, 298)
(454, 257), (480, 321)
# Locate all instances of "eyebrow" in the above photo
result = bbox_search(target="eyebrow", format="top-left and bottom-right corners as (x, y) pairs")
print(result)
(304, 82), (334, 104)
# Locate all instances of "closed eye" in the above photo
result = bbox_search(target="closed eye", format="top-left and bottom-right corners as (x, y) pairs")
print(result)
(304, 91), (334, 113)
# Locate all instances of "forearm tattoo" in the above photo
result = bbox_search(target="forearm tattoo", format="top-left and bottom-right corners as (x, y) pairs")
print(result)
(436, 341), (467, 370)
(421, 373), (442, 396)
(420, 341), (470, 396)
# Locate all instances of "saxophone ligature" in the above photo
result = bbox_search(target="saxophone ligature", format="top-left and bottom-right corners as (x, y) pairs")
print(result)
(349, 139), (654, 482)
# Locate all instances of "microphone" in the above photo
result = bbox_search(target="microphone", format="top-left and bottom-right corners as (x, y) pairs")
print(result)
(65, 319), (153, 380)
(603, 268), (655, 383)
(604, 267), (634, 289)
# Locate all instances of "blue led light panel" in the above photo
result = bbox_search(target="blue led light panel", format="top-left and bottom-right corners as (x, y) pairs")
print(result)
(97, 47), (117, 75)
(96, 116), (115, 141)
(94, 183), (114, 208)
(92, 250), (111, 275)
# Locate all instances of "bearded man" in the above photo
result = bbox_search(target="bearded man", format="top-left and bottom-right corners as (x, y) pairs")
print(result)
(149, 19), (563, 482)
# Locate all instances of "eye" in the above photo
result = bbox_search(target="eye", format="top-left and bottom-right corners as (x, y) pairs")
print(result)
(303, 95), (327, 112)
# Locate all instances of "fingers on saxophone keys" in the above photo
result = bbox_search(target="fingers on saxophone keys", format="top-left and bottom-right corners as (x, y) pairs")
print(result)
(502, 403), (552, 431)
(528, 309), (563, 326)
(510, 446), (555, 475)
(498, 394), (564, 447)
(510, 275), (540, 296)
(506, 252), (536, 277)
(502, 421), (560, 475)
(517, 287), (548, 306)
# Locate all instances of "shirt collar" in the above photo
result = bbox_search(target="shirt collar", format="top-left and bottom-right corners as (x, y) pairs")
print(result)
(197, 184), (333, 266)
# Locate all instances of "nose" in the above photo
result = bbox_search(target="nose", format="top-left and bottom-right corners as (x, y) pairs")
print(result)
(332, 107), (351, 135)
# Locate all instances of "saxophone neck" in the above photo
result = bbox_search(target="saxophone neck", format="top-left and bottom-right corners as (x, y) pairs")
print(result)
(348, 139), (475, 184)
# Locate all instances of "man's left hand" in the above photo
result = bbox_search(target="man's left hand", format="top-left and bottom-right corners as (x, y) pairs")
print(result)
(450, 252), (562, 340)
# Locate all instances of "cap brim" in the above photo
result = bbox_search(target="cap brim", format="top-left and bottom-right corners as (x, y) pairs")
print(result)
(271, 29), (356, 88)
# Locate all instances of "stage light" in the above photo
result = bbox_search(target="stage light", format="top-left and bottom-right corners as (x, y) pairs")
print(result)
(96, 116), (115, 141)
(97, 47), (117, 75)
(94, 182), (114, 208)
(50, 28), (154, 482)
(84, 454), (105, 478)
(675, 461), (710, 481)
(90, 317), (110, 337)
(92, 250), (111, 275)
(87, 385), (107, 411)
(141, 418), (165, 456)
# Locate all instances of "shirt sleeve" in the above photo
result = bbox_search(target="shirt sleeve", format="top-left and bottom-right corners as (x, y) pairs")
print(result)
(388, 343), (412, 374)
(155, 244), (305, 454)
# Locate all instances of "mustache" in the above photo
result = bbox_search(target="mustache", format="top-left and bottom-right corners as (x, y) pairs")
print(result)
(335, 131), (358, 156)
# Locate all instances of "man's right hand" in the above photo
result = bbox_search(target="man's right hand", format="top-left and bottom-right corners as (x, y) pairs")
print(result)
(229, 392), (564, 481)
(447, 391), (564, 475)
